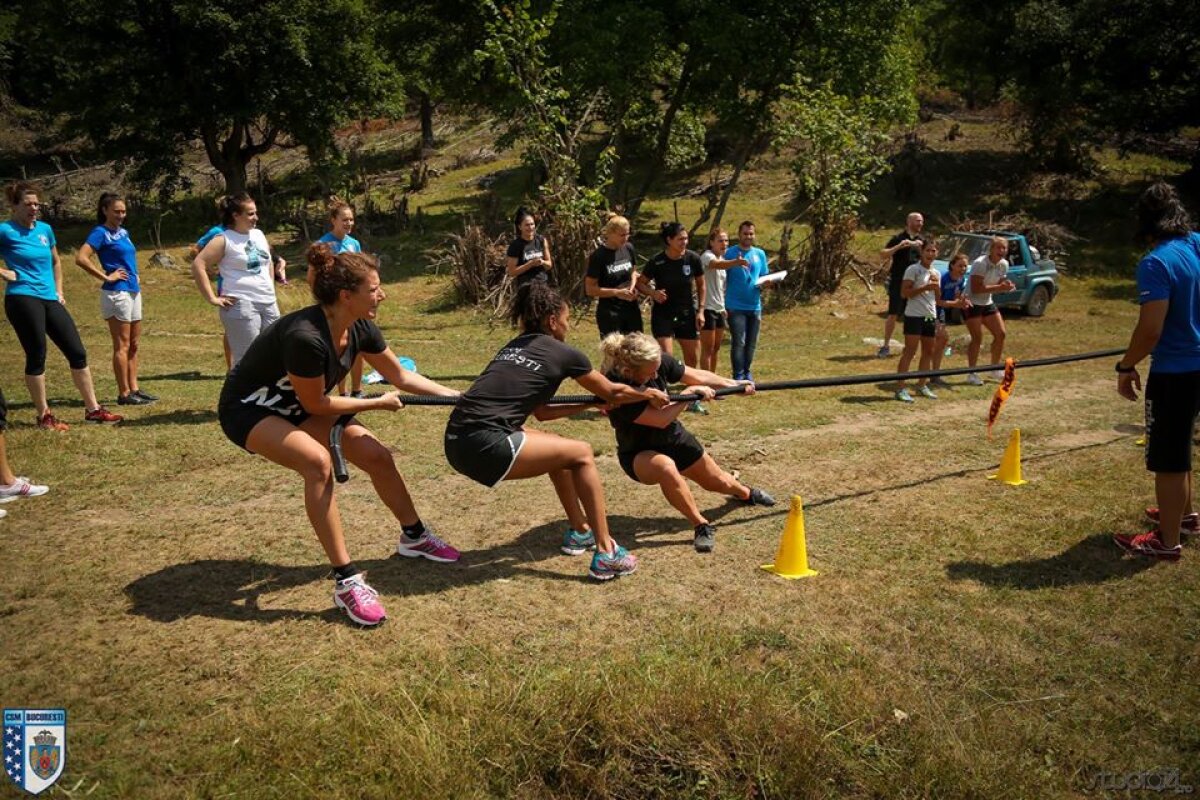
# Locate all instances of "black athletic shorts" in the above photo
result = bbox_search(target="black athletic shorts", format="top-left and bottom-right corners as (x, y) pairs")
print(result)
(617, 430), (705, 482)
(596, 301), (643, 338)
(887, 273), (906, 317)
(964, 303), (1000, 319)
(702, 310), (726, 330)
(1144, 370), (1200, 473)
(651, 306), (700, 341)
(444, 426), (526, 487)
(903, 315), (937, 338)
(218, 398), (313, 453)
(0, 387), (7, 431)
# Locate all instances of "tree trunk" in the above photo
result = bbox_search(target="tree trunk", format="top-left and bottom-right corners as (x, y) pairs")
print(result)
(627, 50), (698, 219)
(419, 91), (436, 150)
(710, 142), (751, 231)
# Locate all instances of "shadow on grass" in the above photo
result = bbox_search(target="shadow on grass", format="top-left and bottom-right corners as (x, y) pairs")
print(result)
(138, 370), (225, 382)
(945, 533), (1157, 589)
(124, 502), (777, 623)
(826, 354), (880, 364)
(121, 409), (219, 427)
(1089, 281), (1138, 302)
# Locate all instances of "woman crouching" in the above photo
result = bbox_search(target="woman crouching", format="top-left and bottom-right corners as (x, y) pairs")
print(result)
(599, 332), (776, 552)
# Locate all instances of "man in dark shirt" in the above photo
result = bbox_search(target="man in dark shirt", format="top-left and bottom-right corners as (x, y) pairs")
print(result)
(877, 211), (924, 357)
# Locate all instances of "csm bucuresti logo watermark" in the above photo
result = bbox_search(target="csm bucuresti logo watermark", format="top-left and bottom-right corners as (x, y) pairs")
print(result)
(3, 709), (67, 796)
(1083, 767), (1193, 795)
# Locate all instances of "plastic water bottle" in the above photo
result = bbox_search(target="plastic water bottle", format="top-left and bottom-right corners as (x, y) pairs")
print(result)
(943, 346), (953, 358)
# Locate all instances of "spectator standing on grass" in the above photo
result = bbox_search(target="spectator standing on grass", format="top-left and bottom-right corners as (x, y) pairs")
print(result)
(0, 386), (50, 521)
(190, 200), (232, 370)
(218, 244), (463, 627)
(723, 220), (771, 382)
(1114, 182), (1200, 561)
(0, 182), (122, 430)
(191, 192), (287, 367)
(699, 228), (748, 376)
(585, 214), (643, 337)
(444, 281), (670, 581)
(600, 331), (774, 553)
(638, 222), (707, 413)
(505, 206), (552, 287)
(75, 192), (157, 406)
(316, 200), (366, 397)
(964, 235), (1015, 385)
(930, 252), (972, 388)
(894, 236), (943, 402)
(878, 211), (924, 357)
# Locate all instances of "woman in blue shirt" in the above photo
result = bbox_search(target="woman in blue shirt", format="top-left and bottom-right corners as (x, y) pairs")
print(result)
(315, 200), (366, 395)
(0, 182), (122, 429)
(75, 192), (156, 406)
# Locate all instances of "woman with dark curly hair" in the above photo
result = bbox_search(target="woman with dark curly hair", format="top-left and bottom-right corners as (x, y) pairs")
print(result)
(444, 281), (669, 580)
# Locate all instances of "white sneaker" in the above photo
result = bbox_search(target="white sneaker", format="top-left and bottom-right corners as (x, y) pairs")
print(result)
(988, 369), (1006, 381)
(0, 508), (7, 519)
(965, 373), (984, 386)
(0, 478), (49, 501)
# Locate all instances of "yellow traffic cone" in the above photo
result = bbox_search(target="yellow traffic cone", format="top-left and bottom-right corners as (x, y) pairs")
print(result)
(762, 495), (819, 579)
(987, 428), (1028, 486)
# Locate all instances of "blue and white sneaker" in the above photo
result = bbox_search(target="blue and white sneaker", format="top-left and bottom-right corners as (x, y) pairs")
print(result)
(589, 545), (638, 581)
(561, 527), (596, 555)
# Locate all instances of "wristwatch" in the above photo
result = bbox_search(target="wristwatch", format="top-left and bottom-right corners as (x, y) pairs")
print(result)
(1115, 361), (1135, 374)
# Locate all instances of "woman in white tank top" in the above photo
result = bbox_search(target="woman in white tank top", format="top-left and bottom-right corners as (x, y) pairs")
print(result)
(190, 193), (287, 367)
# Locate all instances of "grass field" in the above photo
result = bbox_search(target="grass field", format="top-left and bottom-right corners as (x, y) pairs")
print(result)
(1, 116), (1198, 798)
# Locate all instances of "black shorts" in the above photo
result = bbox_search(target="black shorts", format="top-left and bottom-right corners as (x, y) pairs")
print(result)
(1144, 370), (1200, 473)
(941, 307), (964, 325)
(651, 307), (700, 341)
(965, 303), (1000, 319)
(617, 431), (705, 482)
(596, 301), (643, 338)
(0, 387), (6, 431)
(218, 398), (312, 453)
(902, 315), (937, 338)
(445, 426), (526, 487)
(702, 310), (726, 330)
(887, 273), (906, 316)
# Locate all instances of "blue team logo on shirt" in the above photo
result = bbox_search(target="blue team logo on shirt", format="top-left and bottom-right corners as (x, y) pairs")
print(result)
(4, 709), (67, 795)
(37, 235), (48, 247)
(245, 243), (264, 274)
(683, 265), (691, 277)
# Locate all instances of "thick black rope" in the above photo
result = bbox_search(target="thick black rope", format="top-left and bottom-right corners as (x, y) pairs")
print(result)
(330, 347), (1124, 481)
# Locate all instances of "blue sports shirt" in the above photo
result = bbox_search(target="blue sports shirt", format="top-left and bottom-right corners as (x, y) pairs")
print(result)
(722, 245), (769, 312)
(0, 220), (58, 300)
(1137, 232), (1200, 373)
(85, 225), (139, 292)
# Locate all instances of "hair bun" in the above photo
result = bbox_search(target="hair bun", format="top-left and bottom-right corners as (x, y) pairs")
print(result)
(306, 242), (336, 274)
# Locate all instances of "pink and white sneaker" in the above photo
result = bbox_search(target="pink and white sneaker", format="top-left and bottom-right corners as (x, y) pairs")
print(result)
(0, 477), (50, 503)
(396, 527), (461, 563)
(333, 574), (387, 626)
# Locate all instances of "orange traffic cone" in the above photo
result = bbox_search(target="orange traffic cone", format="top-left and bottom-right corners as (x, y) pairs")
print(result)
(987, 428), (1028, 486)
(762, 496), (819, 579)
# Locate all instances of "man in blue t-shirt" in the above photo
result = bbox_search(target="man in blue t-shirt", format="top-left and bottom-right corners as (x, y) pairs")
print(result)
(1114, 182), (1200, 560)
(722, 220), (771, 381)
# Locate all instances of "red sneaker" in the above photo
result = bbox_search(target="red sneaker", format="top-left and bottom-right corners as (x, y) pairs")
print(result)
(1144, 507), (1199, 532)
(36, 411), (69, 431)
(1114, 530), (1182, 561)
(84, 406), (123, 424)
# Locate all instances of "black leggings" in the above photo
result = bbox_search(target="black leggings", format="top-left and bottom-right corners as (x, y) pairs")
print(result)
(4, 294), (88, 376)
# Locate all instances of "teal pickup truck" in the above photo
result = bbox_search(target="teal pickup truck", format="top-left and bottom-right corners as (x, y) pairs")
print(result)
(934, 231), (1060, 317)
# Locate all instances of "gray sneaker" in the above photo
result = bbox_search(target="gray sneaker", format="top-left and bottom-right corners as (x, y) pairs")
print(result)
(693, 524), (716, 553)
(744, 487), (777, 507)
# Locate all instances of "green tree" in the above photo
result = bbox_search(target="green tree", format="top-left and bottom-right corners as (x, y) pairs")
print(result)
(18, 0), (400, 194)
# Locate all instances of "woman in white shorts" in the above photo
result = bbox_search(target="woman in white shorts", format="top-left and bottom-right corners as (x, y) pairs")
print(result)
(190, 192), (287, 367)
(75, 192), (156, 405)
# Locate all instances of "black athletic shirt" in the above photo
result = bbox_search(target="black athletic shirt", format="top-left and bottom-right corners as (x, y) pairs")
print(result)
(887, 231), (920, 278)
(506, 234), (549, 285)
(605, 352), (689, 454)
(643, 249), (704, 313)
(447, 333), (593, 434)
(586, 243), (638, 312)
(219, 305), (387, 419)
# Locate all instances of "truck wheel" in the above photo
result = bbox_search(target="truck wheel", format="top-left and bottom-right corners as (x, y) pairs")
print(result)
(1025, 284), (1050, 317)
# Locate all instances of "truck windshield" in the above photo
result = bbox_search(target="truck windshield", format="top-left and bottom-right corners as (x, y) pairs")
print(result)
(937, 235), (990, 264)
